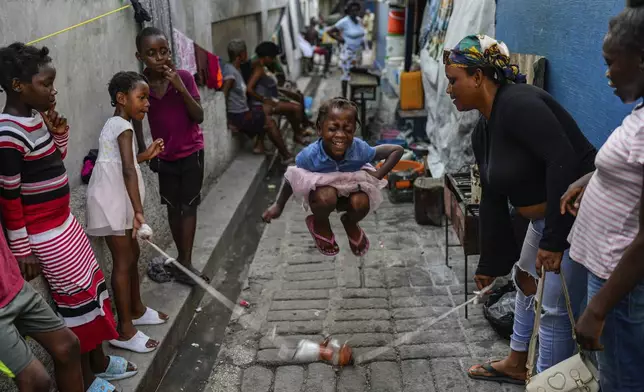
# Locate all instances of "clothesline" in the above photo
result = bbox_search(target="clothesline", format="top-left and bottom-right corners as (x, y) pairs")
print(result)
(27, 4), (133, 46)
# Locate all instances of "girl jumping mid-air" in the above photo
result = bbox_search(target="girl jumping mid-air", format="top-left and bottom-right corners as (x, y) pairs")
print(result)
(86, 72), (167, 354)
(263, 97), (403, 256)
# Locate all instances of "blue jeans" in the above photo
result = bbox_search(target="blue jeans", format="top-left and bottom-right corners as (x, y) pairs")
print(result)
(510, 220), (588, 373)
(587, 271), (644, 392)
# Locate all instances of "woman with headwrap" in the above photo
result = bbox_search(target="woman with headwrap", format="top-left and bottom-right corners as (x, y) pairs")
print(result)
(444, 35), (597, 383)
(327, 0), (366, 98)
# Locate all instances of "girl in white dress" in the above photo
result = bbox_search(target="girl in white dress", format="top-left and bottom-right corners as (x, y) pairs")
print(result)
(87, 72), (167, 354)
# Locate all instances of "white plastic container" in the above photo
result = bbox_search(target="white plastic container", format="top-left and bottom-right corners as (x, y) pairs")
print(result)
(386, 35), (405, 58)
(384, 57), (404, 96)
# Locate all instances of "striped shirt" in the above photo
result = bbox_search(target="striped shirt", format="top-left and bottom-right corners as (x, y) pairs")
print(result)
(568, 106), (644, 279)
(0, 113), (70, 258)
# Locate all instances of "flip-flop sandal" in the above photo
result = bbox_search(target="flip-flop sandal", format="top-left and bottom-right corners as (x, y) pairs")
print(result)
(87, 377), (116, 392)
(95, 355), (138, 381)
(170, 265), (211, 287)
(467, 360), (525, 385)
(109, 330), (157, 354)
(133, 307), (168, 326)
(341, 215), (370, 256)
(305, 215), (340, 256)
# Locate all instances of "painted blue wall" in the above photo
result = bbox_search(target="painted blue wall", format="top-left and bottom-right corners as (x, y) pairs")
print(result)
(495, 0), (634, 148)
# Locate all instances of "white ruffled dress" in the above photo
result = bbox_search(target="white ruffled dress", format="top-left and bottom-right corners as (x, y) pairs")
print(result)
(86, 116), (145, 237)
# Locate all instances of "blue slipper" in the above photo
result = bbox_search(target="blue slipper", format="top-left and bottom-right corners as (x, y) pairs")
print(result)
(87, 377), (116, 392)
(94, 355), (138, 381)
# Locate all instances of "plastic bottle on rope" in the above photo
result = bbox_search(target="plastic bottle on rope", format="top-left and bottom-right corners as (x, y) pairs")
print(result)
(292, 337), (353, 366)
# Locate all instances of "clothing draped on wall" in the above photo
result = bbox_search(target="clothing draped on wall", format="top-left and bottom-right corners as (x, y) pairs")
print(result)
(140, 0), (173, 48)
(194, 43), (222, 89)
(419, 0), (455, 60)
(419, 0), (496, 177)
(173, 28), (198, 75)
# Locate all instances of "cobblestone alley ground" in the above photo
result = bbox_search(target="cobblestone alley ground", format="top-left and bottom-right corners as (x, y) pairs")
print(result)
(200, 75), (525, 392)
(205, 191), (524, 392)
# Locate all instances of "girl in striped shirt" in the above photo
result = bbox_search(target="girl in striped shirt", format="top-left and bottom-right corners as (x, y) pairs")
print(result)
(0, 43), (136, 392)
(561, 4), (644, 391)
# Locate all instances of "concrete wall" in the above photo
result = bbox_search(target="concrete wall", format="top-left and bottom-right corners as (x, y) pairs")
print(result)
(495, 0), (634, 148)
(212, 14), (263, 61)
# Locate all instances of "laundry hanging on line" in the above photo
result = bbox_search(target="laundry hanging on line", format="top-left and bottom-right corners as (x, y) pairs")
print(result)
(194, 42), (223, 90)
(172, 28), (198, 75)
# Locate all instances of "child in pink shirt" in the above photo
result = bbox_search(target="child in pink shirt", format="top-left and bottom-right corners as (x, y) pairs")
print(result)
(133, 27), (208, 286)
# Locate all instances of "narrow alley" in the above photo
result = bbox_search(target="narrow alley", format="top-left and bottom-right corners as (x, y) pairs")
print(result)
(1, 0), (638, 392)
(154, 74), (522, 392)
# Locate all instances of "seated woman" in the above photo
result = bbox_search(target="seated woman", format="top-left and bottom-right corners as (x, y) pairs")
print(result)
(241, 52), (314, 133)
(222, 39), (293, 163)
(247, 41), (311, 146)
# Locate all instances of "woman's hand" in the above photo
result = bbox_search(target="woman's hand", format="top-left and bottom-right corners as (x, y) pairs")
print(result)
(133, 212), (145, 239)
(575, 307), (605, 351)
(474, 274), (495, 291)
(262, 204), (283, 223)
(536, 249), (564, 274)
(560, 172), (594, 216)
(41, 104), (68, 136)
(560, 186), (586, 217)
(18, 255), (41, 281)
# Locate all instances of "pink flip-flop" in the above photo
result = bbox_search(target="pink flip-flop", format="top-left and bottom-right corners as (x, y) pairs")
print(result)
(341, 214), (370, 257)
(305, 215), (340, 256)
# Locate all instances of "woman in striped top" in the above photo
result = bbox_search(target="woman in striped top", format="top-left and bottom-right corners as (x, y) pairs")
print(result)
(0, 43), (137, 391)
(561, 4), (644, 391)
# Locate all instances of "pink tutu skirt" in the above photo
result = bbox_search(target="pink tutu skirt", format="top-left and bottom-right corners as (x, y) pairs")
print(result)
(284, 165), (387, 211)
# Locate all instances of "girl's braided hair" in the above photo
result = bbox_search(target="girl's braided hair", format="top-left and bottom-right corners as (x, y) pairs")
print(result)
(0, 43), (52, 93)
(315, 97), (361, 131)
(108, 71), (148, 107)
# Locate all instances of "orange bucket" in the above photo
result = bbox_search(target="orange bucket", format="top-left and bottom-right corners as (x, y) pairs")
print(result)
(388, 8), (405, 35)
(376, 160), (424, 181)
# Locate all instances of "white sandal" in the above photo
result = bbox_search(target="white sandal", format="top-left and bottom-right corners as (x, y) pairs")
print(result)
(132, 307), (168, 326)
(109, 331), (157, 353)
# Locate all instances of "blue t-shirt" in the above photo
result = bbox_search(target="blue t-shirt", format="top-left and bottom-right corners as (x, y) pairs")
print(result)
(334, 16), (365, 51)
(296, 138), (376, 173)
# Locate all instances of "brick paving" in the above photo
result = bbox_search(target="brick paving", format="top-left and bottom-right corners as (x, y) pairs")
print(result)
(204, 195), (524, 392)
(203, 73), (523, 391)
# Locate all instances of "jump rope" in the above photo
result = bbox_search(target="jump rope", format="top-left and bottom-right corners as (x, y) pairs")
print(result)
(139, 225), (498, 364)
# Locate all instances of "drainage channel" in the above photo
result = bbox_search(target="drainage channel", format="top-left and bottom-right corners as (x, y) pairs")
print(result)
(155, 170), (283, 392)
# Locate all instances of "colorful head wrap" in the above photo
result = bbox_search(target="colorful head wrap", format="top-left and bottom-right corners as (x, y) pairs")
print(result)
(443, 34), (526, 84)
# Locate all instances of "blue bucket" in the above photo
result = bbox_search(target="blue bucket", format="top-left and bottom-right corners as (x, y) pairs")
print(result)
(304, 96), (313, 110)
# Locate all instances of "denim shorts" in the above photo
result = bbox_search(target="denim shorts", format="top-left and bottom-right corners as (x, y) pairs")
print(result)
(588, 271), (644, 392)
